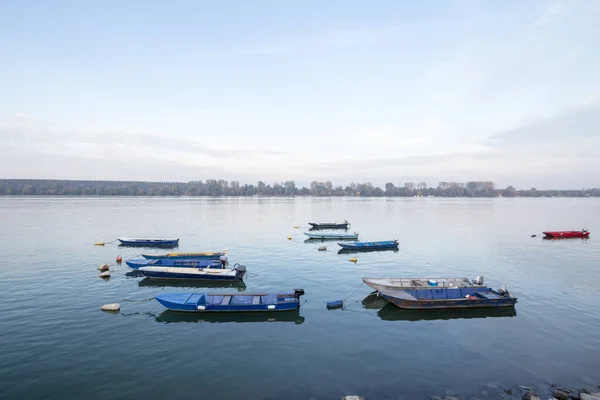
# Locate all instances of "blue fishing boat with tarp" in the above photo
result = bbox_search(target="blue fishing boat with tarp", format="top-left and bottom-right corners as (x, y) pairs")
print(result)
(139, 263), (247, 281)
(377, 286), (517, 310)
(156, 289), (305, 312)
(304, 232), (359, 240)
(308, 221), (350, 230)
(338, 240), (399, 251)
(126, 257), (223, 270)
(141, 251), (225, 260)
(118, 238), (179, 247)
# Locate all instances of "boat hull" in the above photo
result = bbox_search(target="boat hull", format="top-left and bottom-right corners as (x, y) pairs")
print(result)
(126, 258), (222, 269)
(378, 288), (517, 310)
(304, 233), (358, 240)
(543, 231), (590, 238)
(139, 266), (245, 281)
(118, 238), (179, 247)
(142, 252), (224, 260)
(338, 240), (399, 251)
(156, 290), (304, 313)
(308, 222), (349, 230)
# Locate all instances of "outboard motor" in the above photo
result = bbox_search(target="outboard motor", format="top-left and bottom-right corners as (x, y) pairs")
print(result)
(220, 255), (228, 266)
(472, 276), (484, 285)
(294, 289), (305, 299)
(498, 284), (508, 296)
(233, 263), (247, 278)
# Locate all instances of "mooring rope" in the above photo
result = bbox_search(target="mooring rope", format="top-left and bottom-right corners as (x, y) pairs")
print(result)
(121, 297), (156, 303)
(341, 281), (365, 305)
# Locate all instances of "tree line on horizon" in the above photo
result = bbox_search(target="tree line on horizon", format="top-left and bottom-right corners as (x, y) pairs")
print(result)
(0, 179), (598, 197)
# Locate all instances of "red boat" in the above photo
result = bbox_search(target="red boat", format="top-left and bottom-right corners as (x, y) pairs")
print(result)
(543, 229), (590, 238)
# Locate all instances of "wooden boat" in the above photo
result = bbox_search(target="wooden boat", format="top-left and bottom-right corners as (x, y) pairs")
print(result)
(118, 238), (179, 247)
(543, 229), (590, 238)
(362, 276), (484, 292)
(308, 221), (350, 230)
(139, 263), (246, 281)
(141, 251), (225, 260)
(126, 257), (223, 270)
(156, 289), (305, 312)
(338, 240), (399, 251)
(304, 232), (358, 240)
(378, 286), (517, 310)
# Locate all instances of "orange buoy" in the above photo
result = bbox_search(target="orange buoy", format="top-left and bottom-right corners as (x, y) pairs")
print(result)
(116, 255), (122, 263)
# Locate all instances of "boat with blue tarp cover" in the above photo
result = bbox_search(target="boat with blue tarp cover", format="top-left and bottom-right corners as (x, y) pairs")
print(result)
(156, 289), (305, 312)
(308, 221), (350, 230)
(118, 238), (179, 247)
(141, 251), (225, 260)
(378, 286), (517, 309)
(139, 263), (247, 281)
(126, 257), (223, 270)
(304, 232), (359, 240)
(338, 240), (399, 251)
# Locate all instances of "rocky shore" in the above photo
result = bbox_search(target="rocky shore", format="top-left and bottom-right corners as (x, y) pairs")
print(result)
(425, 383), (600, 400)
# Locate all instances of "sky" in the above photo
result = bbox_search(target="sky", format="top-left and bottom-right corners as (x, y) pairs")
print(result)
(0, 0), (599, 189)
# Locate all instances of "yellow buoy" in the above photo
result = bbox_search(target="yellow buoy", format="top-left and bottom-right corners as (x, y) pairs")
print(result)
(294, 225), (299, 229)
(349, 257), (358, 263)
(95, 242), (105, 246)
(287, 236), (292, 240)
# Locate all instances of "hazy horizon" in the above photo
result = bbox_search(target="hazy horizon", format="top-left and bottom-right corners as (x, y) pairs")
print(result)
(1, 0), (599, 189)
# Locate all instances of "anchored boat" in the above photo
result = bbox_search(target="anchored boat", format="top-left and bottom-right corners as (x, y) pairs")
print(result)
(543, 229), (590, 238)
(141, 251), (226, 260)
(156, 289), (305, 312)
(304, 232), (358, 240)
(308, 221), (350, 230)
(126, 257), (223, 270)
(378, 286), (517, 310)
(362, 276), (485, 292)
(118, 238), (179, 247)
(338, 240), (399, 251)
(139, 263), (247, 281)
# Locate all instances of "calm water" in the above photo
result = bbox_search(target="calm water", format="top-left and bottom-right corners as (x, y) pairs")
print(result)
(1, 197), (599, 399)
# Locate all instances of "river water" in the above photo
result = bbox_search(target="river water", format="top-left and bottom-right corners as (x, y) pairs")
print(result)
(0, 197), (599, 399)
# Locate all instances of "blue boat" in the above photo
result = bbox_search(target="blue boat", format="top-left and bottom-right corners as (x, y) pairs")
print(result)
(304, 232), (359, 240)
(126, 257), (223, 270)
(156, 289), (305, 312)
(118, 238), (179, 247)
(139, 263), (247, 281)
(378, 286), (517, 310)
(141, 251), (225, 260)
(337, 240), (399, 251)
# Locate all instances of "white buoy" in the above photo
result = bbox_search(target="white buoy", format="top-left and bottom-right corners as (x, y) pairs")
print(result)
(99, 264), (109, 272)
(101, 303), (121, 312)
(99, 271), (111, 278)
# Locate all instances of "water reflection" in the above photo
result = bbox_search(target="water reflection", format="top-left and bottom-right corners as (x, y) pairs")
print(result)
(155, 309), (305, 324)
(138, 277), (247, 291)
(542, 237), (590, 241)
(362, 293), (517, 321)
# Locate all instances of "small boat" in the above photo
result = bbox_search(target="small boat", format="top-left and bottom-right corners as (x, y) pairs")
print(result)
(308, 221), (350, 230)
(304, 232), (359, 240)
(338, 240), (399, 251)
(378, 286), (517, 310)
(543, 229), (590, 238)
(362, 276), (484, 292)
(139, 263), (247, 281)
(156, 289), (305, 312)
(141, 251), (225, 260)
(118, 238), (179, 247)
(126, 257), (223, 270)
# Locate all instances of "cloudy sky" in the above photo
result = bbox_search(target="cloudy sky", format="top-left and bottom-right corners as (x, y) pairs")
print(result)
(1, 0), (599, 189)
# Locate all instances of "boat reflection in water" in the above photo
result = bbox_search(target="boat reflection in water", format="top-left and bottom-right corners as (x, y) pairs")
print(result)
(362, 293), (517, 321)
(155, 309), (305, 324)
(138, 277), (247, 291)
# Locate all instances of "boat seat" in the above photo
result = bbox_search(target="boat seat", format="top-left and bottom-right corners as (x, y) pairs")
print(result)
(221, 296), (232, 305)
(251, 296), (261, 305)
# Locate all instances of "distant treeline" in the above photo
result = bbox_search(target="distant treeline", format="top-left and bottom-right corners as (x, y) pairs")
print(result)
(0, 179), (598, 197)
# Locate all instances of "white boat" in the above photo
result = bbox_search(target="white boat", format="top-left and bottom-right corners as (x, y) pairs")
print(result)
(362, 276), (484, 292)
(139, 264), (246, 281)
